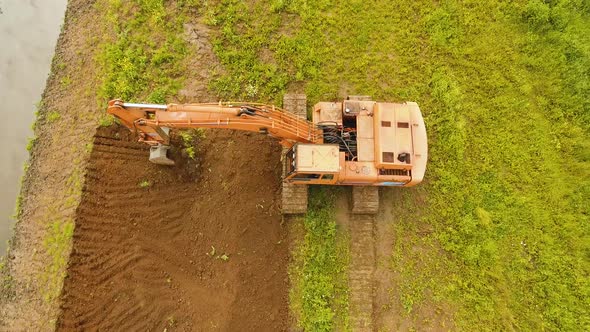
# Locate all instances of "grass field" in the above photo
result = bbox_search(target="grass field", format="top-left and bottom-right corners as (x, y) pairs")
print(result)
(204, 0), (590, 330)
(84, 0), (589, 330)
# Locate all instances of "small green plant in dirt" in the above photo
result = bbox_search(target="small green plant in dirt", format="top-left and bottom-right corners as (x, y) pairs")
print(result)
(178, 129), (205, 160)
(167, 315), (176, 327)
(85, 142), (94, 154)
(98, 115), (115, 127)
(138, 180), (151, 188)
(46, 110), (61, 123)
(60, 76), (72, 88)
(25, 137), (36, 152)
(206, 245), (230, 261)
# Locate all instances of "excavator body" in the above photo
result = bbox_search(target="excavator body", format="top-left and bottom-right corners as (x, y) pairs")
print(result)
(107, 97), (427, 188)
(284, 100), (427, 187)
(107, 95), (428, 214)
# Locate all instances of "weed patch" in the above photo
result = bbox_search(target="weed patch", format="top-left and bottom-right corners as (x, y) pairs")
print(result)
(95, 0), (194, 104)
(46, 110), (61, 123)
(40, 219), (74, 303)
(178, 129), (205, 159)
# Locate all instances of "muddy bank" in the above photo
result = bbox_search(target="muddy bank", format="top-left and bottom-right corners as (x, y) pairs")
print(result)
(0, 1), (103, 329)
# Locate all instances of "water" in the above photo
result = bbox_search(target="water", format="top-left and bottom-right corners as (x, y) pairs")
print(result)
(0, 0), (68, 255)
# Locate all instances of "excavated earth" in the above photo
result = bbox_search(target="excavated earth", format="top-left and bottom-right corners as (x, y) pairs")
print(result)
(57, 128), (289, 331)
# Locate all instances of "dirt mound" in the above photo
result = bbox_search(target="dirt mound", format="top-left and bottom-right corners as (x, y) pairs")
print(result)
(57, 126), (289, 331)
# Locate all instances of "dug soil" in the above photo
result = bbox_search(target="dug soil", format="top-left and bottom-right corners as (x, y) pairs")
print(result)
(57, 126), (289, 331)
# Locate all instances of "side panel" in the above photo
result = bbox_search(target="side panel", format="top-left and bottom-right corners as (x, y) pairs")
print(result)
(312, 102), (343, 125)
(338, 161), (411, 185)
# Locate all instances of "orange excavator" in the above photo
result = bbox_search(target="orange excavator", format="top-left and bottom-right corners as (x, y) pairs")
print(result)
(107, 94), (427, 214)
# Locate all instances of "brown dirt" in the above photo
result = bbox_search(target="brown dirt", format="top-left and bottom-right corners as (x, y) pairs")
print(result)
(57, 126), (289, 331)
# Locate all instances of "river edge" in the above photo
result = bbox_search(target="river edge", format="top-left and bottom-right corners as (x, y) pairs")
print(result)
(0, 1), (102, 329)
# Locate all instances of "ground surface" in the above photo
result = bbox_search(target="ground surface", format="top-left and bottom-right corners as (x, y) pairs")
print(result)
(58, 127), (288, 331)
(2, 0), (589, 331)
(205, 0), (590, 330)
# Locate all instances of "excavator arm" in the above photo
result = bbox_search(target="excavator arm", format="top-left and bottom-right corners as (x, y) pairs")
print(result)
(107, 99), (322, 148)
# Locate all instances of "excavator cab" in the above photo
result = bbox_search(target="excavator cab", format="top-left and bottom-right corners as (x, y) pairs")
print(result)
(284, 143), (340, 185)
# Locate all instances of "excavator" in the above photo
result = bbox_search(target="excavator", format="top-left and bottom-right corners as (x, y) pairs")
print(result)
(107, 94), (427, 214)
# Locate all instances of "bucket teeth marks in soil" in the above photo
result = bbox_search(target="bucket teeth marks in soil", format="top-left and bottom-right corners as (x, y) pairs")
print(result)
(58, 127), (290, 331)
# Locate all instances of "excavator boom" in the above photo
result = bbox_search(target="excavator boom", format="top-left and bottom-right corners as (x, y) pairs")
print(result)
(107, 99), (321, 148)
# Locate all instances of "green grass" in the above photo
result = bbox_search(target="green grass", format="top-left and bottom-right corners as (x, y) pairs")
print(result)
(25, 137), (36, 152)
(46, 110), (61, 123)
(205, 0), (589, 330)
(289, 187), (350, 331)
(178, 129), (205, 159)
(95, 0), (194, 104)
(98, 114), (115, 127)
(40, 219), (74, 303)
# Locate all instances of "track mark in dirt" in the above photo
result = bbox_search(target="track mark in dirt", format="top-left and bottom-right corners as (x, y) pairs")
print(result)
(349, 213), (376, 331)
(58, 126), (289, 331)
(373, 188), (399, 330)
(335, 194), (376, 331)
(374, 189), (455, 331)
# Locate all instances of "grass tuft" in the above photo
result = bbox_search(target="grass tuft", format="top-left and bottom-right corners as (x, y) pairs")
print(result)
(95, 0), (191, 105)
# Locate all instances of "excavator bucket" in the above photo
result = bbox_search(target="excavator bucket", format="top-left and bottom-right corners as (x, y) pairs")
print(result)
(149, 144), (175, 166)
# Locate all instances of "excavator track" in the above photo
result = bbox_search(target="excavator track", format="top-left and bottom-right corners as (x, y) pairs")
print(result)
(351, 186), (379, 214)
(281, 94), (308, 215)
